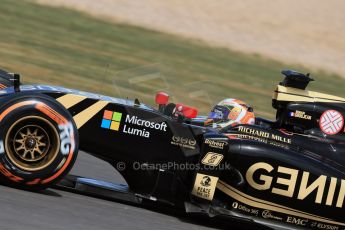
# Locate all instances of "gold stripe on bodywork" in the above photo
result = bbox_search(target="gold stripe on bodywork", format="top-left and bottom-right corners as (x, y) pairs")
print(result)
(217, 180), (345, 226)
(57, 94), (88, 109)
(73, 101), (109, 129)
(273, 85), (345, 103)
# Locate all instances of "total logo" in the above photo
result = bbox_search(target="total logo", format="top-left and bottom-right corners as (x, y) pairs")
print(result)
(101, 110), (167, 138)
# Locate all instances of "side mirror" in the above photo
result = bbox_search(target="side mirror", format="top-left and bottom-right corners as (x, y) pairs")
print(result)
(155, 92), (169, 112)
(10, 73), (21, 92)
(175, 103), (198, 119)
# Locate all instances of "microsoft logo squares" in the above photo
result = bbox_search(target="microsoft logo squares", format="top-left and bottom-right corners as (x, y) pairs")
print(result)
(101, 110), (122, 131)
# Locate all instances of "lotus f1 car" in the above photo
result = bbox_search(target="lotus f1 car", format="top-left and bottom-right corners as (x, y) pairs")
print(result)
(0, 69), (344, 230)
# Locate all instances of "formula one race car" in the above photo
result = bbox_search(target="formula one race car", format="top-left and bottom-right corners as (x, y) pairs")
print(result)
(0, 69), (344, 230)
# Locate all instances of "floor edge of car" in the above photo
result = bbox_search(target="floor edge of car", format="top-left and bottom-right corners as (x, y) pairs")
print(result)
(54, 174), (142, 204)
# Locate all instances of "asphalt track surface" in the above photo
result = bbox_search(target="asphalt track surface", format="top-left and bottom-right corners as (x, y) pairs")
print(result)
(0, 151), (267, 230)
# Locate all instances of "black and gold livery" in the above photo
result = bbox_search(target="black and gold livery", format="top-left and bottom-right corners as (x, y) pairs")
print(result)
(0, 69), (344, 229)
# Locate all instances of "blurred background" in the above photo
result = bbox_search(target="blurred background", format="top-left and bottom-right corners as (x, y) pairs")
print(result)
(1, 0), (344, 118)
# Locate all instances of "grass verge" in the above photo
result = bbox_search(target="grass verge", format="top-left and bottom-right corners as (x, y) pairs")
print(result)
(0, 0), (343, 117)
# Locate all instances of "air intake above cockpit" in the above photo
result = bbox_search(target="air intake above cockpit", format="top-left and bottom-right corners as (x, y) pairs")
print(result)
(280, 70), (314, 90)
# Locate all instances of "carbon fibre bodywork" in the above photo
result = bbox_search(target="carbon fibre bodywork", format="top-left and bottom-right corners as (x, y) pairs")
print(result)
(0, 70), (345, 230)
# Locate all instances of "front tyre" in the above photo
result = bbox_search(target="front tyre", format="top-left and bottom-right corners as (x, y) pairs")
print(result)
(0, 95), (79, 190)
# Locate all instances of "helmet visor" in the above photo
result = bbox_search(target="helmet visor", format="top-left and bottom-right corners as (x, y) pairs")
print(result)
(208, 105), (232, 121)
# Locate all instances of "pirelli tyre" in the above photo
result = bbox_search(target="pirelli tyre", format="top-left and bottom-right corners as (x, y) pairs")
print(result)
(0, 94), (79, 190)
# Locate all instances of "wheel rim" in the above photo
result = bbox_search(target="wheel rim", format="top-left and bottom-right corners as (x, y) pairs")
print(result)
(13, 125), (50, 162)
(5, 116), (60, 172)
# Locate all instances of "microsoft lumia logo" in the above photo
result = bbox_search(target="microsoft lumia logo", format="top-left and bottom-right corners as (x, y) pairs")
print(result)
(101, 110), (122, 131)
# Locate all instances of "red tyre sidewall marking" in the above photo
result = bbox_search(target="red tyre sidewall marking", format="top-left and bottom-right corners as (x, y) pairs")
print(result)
(0, 163), (23, 182)
(35, 103), (68, 125)
(35, 103), (76, 184)
(0, 100), (37, 122)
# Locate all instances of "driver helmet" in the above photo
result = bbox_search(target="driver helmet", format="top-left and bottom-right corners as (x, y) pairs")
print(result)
(208, 98), (255, 129)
